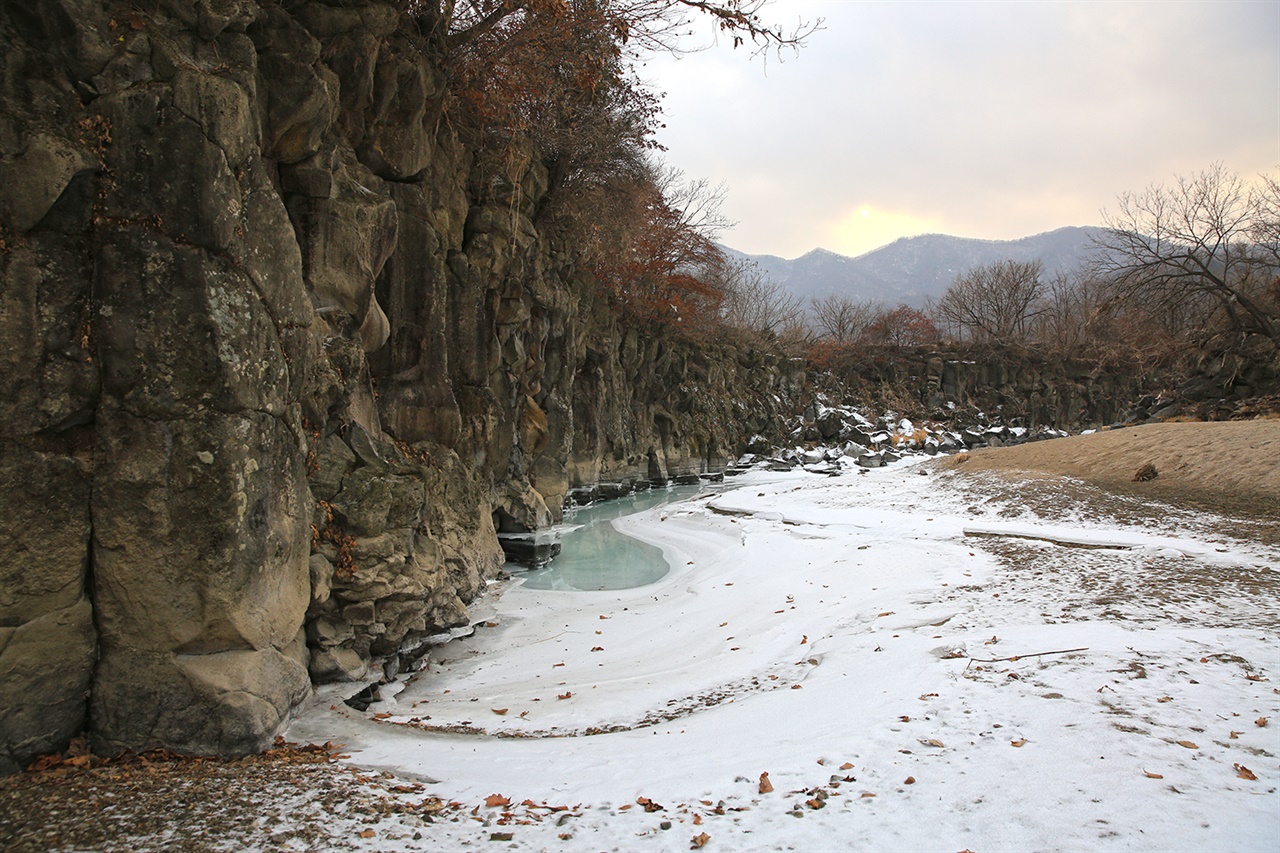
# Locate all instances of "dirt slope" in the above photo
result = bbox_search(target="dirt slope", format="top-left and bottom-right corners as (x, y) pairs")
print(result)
(939, 420), (1280, 520)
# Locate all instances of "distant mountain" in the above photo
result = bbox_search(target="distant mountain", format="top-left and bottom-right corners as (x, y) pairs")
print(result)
(724, 226), (1107, 307)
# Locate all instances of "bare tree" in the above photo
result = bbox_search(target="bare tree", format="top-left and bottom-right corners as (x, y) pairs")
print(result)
(1252, 171), (1280, 267)
(932, 259), (1046, 343)
(654, 165), (735, 247)
(1095, 163), (1279, 344)
(1030, 270), (1092, 354)
(716, 257), (804, 333)
(808, 294), (879, 345)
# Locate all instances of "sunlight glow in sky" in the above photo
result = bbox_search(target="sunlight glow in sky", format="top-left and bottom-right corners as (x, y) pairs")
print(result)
(642, 0), (1280, 259)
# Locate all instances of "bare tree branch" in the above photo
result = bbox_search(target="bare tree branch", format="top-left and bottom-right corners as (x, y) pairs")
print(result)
(1094, 164), (1279, 344)
(933, 259), (1046, 343)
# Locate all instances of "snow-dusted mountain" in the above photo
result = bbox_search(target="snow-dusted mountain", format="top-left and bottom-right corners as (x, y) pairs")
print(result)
(725, 226), (1106, 307)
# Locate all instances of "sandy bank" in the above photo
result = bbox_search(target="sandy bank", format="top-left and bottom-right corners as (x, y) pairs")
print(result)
(938, 420), (1280, 519)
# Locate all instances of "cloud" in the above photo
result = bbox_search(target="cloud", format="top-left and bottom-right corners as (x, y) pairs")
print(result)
(643, 0), (1280, 259)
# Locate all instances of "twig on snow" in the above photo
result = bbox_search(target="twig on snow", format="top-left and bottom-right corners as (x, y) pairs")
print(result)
(963, 647), (1089, 666)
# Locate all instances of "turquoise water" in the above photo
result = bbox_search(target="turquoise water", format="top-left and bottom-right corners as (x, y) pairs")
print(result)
(518, 485), (709, 591)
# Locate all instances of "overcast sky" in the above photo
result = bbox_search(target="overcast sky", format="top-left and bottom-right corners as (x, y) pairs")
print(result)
(640, 0), (1280, 260)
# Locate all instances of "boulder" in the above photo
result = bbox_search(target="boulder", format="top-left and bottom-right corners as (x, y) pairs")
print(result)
(0, 599), (96, 773)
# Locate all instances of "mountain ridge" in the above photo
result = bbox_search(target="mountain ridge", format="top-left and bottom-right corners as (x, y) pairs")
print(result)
(724, 225), (1107, 306)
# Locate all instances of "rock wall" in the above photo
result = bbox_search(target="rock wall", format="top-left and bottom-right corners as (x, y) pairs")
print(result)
(0, 0), (800, 770)
(820, 346), (1178, 429)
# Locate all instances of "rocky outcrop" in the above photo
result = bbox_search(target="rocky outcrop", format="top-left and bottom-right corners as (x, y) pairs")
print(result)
(0, 1), (799, 768)
(819, 346), (1180, 430)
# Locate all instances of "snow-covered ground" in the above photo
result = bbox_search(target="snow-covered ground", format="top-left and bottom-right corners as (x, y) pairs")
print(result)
(287, 459), (1280, 852)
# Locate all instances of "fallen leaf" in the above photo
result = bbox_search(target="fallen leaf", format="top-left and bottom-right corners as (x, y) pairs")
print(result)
(1229, 731), (1241, 739)
(1256, 717), (1269, 727)
(1176, 740), (1199, 749)
(692, 813), (703, 825)
(840, 762), (854, 770)
(921, 738), (945, 748)
(558, 691), (572, 700)
(758, 772), (774, 794)
(1234, 763), (1257, 781)
(918, 693), (938, 700)
(485, 794), (511, 808)
(519, 711), (528, 718)
(590, 646), (604, 652)
(1157, 696), (1173, 703)
(691, 831), (711, 849)
(790, 684), (803, 690)
(637, 796), (663, 813)
(492, 708), (508, 716)
(860, 792), (876, 798)
(1143, 770), (1164, 779)
(899, 716), (910, 722)
(877, 611), (895, 617)
(553, 662), (565, 667)
(489, 832), (514, 841)
(904, 776), (916, 784)
(1200, 657), (1209, 663)
(372, 713), (392, 720)
(358, 829), (376, 838)
(720, 621), (728, 627)
(984, 636), (999, 645)
(806, 798), (825, 809)
(484, 621), (499, 628)
(1010, 739), (1027, 747)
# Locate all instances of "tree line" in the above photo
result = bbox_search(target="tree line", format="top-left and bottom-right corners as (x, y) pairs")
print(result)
(745, 164), (1279, 373)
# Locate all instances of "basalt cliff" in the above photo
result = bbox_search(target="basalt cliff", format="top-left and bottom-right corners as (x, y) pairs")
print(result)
(0, 0), (813, 771)
(0, 1), (1216, 773)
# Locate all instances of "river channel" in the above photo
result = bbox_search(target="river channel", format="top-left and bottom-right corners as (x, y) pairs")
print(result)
(515, 484), (717, 591)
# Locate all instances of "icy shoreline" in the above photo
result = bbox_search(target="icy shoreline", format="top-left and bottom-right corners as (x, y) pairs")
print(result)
(287, 460), (1279, 852)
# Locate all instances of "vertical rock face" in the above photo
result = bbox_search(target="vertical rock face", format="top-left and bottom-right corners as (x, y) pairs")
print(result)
(824, 347), (1172, 430)
(0, 1), (800, 766)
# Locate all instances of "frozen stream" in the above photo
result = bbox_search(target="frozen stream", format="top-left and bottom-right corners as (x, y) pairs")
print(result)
(515, 483), (712, 591)
(288, 461), (1278, 852)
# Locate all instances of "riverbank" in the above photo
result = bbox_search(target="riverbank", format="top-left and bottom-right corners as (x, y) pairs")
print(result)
(942, 420), (1280, 522)
(285, 452), (1277, 851)
(4, 445), (1277, 851)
